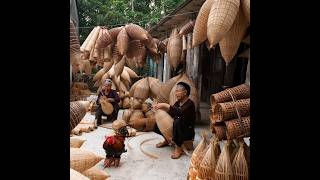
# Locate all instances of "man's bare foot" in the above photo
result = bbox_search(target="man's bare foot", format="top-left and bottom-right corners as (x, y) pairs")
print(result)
(171, 146), (185, 159)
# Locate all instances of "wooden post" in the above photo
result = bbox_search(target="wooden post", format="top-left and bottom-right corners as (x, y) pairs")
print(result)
(163, 53), (170, 82)
(186, 33), (194, 78)
(245, 49), (250, 85)
(223, 58), (237, 87)
(157, 54), (164, 81)
(192, 45), (200, 87)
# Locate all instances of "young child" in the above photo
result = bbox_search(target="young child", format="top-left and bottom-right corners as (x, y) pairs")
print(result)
(103, 119), (128, 167)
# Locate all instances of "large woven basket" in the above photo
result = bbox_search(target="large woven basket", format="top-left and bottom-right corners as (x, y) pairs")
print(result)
(145, 110), (155, 119)
(225, 116), (250, 139)
(70, 168), (90, 180)
(131, 98), (143, 109)
(179, 20), (195, 36)
(114, 56), (126, 76)
(117, 28), (129, 55)
(214, 141), (234, 180)
(124, 66), (138, 79)
(148, 77), (162, 99)
(85, 26), (101, 52)
(93, 68), (106, 82)
(122, 97), (131, 109)
(241, 0), (250, 23)
(157, 74), (182, 103)
(167, 28), (182, 70)
(70, 148), (104, 173)
(70, 138), (86, 148)
(207, 0), (240, 47)
(154, 109), (174, 142)
(129, 117), (148, 131)
(191, 133), (209, 172)
(211, 84), (250, 105)
(70, 102), (87, 131)
(125, 23), (148, 41)
(95, 28), (113, 49)
(197, 138), (221, 179)
(80, 27), (95, 52)
(99, 98), (114, 115)
(82, 167), (110, 180)
(213, 98), (250, 122)
(126, 40), (145, 59)
(212, 124), (227, 140)
(108, 26), (123, 41)
(112, 44), (123, 64)
(145, 35), (158, 54)
(121, 69), (131, 83)
(129, 79), (143, 97)
(192, 0), (215, 47)
(219, 6), (249, 64)
(133, 78), (149, 100)
(129, 110), (144, 122)
(122, 109), (132, 122)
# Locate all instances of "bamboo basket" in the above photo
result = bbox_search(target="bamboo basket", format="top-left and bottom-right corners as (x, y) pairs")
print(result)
(182, 35), (187, 51)
(126, 40), (145, 59)
(241, 0), (250, 23)
(76, 101), (91, 112)
(80, 60), (92, 75)
(157, 74), (182, 103)
(210, 84), (250, 105)
(108, 26), (123, 41)
(122, 109), (132, 122)
(129, 117), (148, 131)
(71, 127), (82, 136)
(122, 78), (131, 90)
(232, 139), (249, 180)
(219, 6), (249, 64)
(124, 66), (138, 79)
(70, 148), (104, 173)
(103, 59), (114, 72)
(103, 45), (113, 61)
(82, 167), (110, 180)
(225, 116), (250, 139)
(141, 102), (151, 113)
(129, 110), (144, 122)
(70, 19), (80, 58)
(213, 98), (250, 122)
(95, 28), (113, 49)
(207, 0), (240, 48)
(70, 138), (86, 148)
(214, 141), (234, 180)
(129, 79), (143, 97)
(70, 102), (87, 131)
(133, 78), (149, 100)
(145, 110), (155, 119)
(93, 68), (106, 82)
(85, 26), (101, 52)
(145, 34), (158, 54)
(213, 124), (227, 140)
(70, 168), (90, 180)
(99, 97), (114, 115)
(144, 117), (156, 131)
(131, 98), (143, 109)
(126, 57), (138, 71)
(114, 56), (126, 76)
(80, 27), (95, 52)
(192, 0), (215, 47)
(125, 23), (148, 41)
(197, 138), (221, 179)
(112, 119), (127, 130)
(148, 77), (162, 100)
(167, 28), (182, 70)
(121, 69), (131, 83)
(158, 40), (167, 53)
(191, 131), (209, 171)
(122, 97), (131, 109)
(117, 28), (130, 55)
(112, 44), (123, 64)
(179, 20), (195, 36)
(154, 109), (174, 142)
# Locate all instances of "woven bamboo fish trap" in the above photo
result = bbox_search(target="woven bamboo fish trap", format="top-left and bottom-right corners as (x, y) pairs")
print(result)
(197, 138), (221, 179)
(70, 19), (80, 60)
(145, 34), (158, 54)
(207, 0), (240, 48)
(124, 66), (138, 79)
(70, 168), (90, 180)
(214, 140), (234, 180)
(122, 97), (131, 109)
(70, 138), (86, 148)
(225, 116), (250, 139)
(125, 23), (149, 41)
(213, 124), (227, 140)
(122, 109), (132, 122)
(70, 148), (104, 173)
(121, 69), (131, 83)
(117, 28), (130, 55)
(76, 101), (91, 112)
(99, 97), (114, 115)
(108, 26), (123, 41)
(129, 110), (144, 122)
(126, 40), (145, 59)
(167, 28), (182, 70)
(145, 110), (155, 119)
(213, 98), (250, 122)
(119, 81), (128, 92)
(114, 56), (126, 76)
(190, 131), (209, 171)
(148, 77), (162, 99)
(122, 78), (131, 90)
(158, 40), (167, 53)
(144, 117), (156, 131)
(102, 45), (113, 61)
(157, 74), (182, 103)
(70, 102), (87, 131)
(111, 44), (123, 64)
(133, 78), (149, 100)
(104, 58), (114, 71)
(82, 167), (110, 180)
(211, 84), (250, 105)
(192, 0), (215, 47)
(179, 20), (195, 36)
(154, 109), (174, 142)
(219, 7), (249, 64)
(131, 98), (143, 109)
(129, 79), (143, 97)
(93, 68), (106, 82)
(232, 140), (249, 180)
(169, 73), (199, 110)
(80, 60), (92, 75)
(85, 26), (101, 52)
(142, 102), (151, 113)
(241, 0), (250, 23)
(126, 57), (138, 70)
(129, 117), (148, 131)
(112, 119), (127, 130)
(95, 28), (113, 49)
(80, 27), (95, 52)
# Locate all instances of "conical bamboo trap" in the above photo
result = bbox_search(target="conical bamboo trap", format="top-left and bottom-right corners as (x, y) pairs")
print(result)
(70, 148), (104, 173)
(117, 28), (130, 55)
(80, 27), (96, 52)
(95, 28), (113, 49)
(124, 66), (138, 79)
(131, 98), (143, 109)
(197, 137), (221, 179)
(70, 168), (90, 180)
(122, 109), (132, 122)
(207, 0), (240, 48)
(133, 78), (149, 100)
(210, 84), (250, 105)
(114, 55), (126, 76)
(129, 110), (144, 122)
(129, 79), (143, 97)
(85, 26), (101, 52)
(213, 98), (250, 122)
(70, 19), (80, 62)
(190, 131), (209, 171)
(70, 138), (86, 148)
(70, 101), (87, 131)
(154, 109), (174, 142)
(108, 26), (123, 41)
(241, 0), (250, 23)
(112, 44), (123, 64)
(148, 77), (163, 99)
(192, 0), (215, 47)
(232, 139), (249, 180)
(179, 20), (195, 36)
(82, 167), (111, 180)
(122, 97), (131, 109)
(213, 124), (227, 140)
(125, 23), (149, 41)
(219, 6), (249, 64)
(157, 74), (182, 103)
(214, 140), (234, 180)
(167, 28), (182, 70)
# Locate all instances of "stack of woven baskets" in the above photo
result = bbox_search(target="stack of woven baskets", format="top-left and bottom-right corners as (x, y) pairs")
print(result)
(210, 83), (250, 140)
(70, 137), (110, 180)
(71, 82), (92, 101)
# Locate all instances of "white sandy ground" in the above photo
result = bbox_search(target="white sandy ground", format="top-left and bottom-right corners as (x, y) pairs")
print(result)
(74, 110), (249, 180)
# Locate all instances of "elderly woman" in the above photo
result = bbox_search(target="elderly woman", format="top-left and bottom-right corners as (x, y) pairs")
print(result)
(153, 82), (195, 159)
(96, 79), (120, 125)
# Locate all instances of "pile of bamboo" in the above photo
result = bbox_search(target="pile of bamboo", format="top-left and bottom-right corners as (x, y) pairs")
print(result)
(210, 83), (250, 140)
